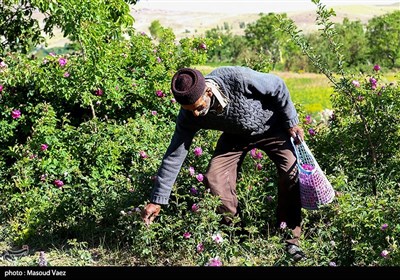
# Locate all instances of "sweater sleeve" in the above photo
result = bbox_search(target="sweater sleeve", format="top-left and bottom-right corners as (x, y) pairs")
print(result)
(150, 110), (199, 205)
(241, 67), (299, 128)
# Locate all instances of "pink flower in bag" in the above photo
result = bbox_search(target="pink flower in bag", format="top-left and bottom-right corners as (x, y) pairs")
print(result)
(301, 163), (314, 171)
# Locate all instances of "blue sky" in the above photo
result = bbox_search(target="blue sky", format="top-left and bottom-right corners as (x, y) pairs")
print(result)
(135, 0), (400, 14)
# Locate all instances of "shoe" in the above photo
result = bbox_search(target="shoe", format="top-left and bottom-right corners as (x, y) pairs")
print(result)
(286, 243), (306, 262)
(1, 245), (29, 261)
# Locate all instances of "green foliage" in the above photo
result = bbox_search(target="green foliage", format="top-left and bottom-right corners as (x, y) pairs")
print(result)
(0, 0), (399, 267)
(0, 0), (138, 56)
(201, 5), (399, 73)
(245, 13), (299, 70)
(314, 70), (400, 188)
(299, 182), (400, 266)
(305, 18), (369, 72)
(279, 0), (400, 193)
(0, 0), (46, 54)
(277, 0), (400, 266)
(334, 19), (369, 69)
(205, 29), (246, 64)
(0, 0), (211, 246)
(148, 20), (164, 40)
(366, 10), (400, 68)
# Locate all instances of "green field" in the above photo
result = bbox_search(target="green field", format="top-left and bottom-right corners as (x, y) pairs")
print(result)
(276, 71), (334, 114)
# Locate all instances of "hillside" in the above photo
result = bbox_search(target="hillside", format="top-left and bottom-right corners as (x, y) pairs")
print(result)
(43, 3), (399, 48)
(130, 3), (399, 39)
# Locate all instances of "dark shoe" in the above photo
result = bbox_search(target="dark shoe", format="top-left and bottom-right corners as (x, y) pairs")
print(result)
(286, 243), (306, 262)
(1, 245), (29, 261)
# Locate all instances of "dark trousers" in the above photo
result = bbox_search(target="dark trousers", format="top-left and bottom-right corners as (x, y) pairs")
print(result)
(204, 127), (302, 233)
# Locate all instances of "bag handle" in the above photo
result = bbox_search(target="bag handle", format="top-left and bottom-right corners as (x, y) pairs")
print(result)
(290, 137), (319, 175)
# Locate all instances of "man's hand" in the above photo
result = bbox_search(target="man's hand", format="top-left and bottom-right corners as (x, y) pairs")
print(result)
(141, 203), (161, 226)
(288, 125), (304, 144)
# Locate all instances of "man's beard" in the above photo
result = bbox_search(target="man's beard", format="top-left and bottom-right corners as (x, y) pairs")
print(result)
(197, 96), (212, 116)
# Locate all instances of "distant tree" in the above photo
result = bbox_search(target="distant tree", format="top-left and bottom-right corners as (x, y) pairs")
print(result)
(149, 20), (167, 39)
(281, 36), (307, 72)
(305, 18), (369, 72)
(244, 13), (297, 70)
(366, 10), (400, 68)
(222, 22), (230, 31)
(204, 28), (246, 64)
(334, 18), (368, 68)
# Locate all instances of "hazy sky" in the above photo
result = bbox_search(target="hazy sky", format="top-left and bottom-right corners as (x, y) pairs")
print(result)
(135, 0), (399, 14)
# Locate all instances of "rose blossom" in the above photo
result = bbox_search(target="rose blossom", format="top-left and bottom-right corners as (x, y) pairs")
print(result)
(11, 109), (21, 119)
(40, 144), (49, 151)
(196, 174), (204, 182)
(373, 64), (381, 71)
(58, 57), (67, 67)
(196, 243), (204, 253)
(194, 147), (203, 157)
(207, 256), (222, 266)
(54, 180), (64, 188)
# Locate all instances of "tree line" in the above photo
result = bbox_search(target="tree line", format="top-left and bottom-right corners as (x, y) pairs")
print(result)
(200, 11), (399, 73)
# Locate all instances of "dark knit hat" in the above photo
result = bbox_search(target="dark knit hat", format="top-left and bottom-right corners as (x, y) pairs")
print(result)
(171, 68), (206, 105)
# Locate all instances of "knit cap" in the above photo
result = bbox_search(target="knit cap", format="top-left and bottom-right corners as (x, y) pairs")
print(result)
(171, 68), (206, 105)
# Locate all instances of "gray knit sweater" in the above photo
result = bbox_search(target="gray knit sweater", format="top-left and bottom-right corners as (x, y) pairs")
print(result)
(150, 66), (299, 204)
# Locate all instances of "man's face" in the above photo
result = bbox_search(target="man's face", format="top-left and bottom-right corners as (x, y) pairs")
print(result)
(181, 88), (212, 117)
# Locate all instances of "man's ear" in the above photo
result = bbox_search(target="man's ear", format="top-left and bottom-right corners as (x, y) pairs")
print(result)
(205, 87), (213, 97)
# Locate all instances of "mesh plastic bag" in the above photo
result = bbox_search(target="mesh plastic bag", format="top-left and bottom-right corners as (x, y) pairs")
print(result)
(291, 138), (335, 210)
